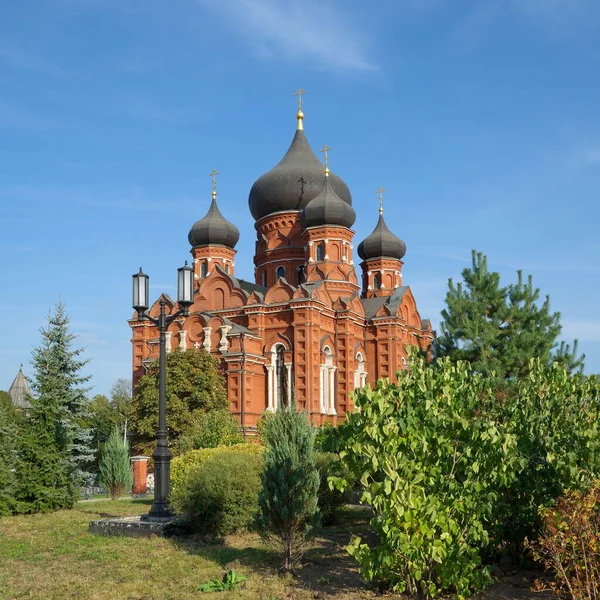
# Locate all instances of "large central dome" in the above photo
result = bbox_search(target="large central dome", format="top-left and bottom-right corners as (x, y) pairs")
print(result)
(248, 124), (352, 221)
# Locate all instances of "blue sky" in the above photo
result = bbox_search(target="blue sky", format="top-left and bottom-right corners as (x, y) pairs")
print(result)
(1, 0), (599, 396)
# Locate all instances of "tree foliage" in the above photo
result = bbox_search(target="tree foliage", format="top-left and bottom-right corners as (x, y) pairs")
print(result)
(494, 361), (600, 546)
(98, 426), (133, 500)
(131, 349), (227, 453)
(436, 250), (584, 386)
(332, 354), (521, 598)
(0, 400), (19, 515)
(256, 406), (320, 572)
(178, 409), (243, 452)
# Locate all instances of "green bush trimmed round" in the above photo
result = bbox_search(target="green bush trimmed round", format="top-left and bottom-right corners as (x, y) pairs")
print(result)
(171, 447), (263, 535)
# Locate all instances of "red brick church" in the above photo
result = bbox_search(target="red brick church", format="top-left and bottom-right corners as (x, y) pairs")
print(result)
(130, 97), (433, 432)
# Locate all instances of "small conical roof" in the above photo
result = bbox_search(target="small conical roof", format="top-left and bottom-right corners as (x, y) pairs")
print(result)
(357, 212), (406, 261)
(188, 196), (240, 249)
(248, 126), (352, 221)
(300, 175), (356, 229)
(8, 365), (32, 409)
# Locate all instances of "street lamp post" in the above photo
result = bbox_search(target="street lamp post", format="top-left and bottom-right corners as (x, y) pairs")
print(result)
(132, 262), (194, 520)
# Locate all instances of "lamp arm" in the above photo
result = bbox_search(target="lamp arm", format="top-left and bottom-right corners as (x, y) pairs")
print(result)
(135, 305), (190, 326)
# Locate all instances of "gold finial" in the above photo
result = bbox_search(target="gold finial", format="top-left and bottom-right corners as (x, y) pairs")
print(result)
(209, 169), (220, 200)
(376, 187), (387, 214)
(293, 87), (306, 130)
(319, 144), (332, 176)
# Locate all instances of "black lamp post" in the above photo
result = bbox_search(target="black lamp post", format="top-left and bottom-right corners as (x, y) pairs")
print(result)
(132, 262), (194, 520)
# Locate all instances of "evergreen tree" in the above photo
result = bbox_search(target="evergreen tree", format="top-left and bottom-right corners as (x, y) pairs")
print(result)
(23, 302), (93, 492)
(437, 250), (584, 385)
(0, 400), (18, 515)
(131, 349), (227, 454)
(98, 426), (133, 500)
(256, 406), (320, 571)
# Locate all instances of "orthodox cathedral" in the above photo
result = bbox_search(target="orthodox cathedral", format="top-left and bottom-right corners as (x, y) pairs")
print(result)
(130, 94), (433, 432)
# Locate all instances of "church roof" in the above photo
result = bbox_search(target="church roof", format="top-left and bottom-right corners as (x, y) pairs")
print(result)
(361, 286), (409, 319)
(188, 196), (240, 249)
(248, 125), (352, 221)
(8, 365), (32, 409)
(300, 174), (356, 229)
(357, 212), (406, 261)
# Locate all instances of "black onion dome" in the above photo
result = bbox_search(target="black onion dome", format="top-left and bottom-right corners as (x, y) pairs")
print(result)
(300, 176), (356, 229)
(357, 213), (406, 261)
(188, 197), (240, 249)
(248, 129), (352, 221)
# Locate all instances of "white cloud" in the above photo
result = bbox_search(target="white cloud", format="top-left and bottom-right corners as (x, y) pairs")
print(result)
(197, 0), (378, 72)
(562, 320), (600, 342)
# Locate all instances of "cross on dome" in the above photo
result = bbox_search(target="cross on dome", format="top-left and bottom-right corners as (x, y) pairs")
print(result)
(293, 87), (307, 130)
(376, 187), (387, 214)
(209, 169), (220, 199)
(319, 144), (332, 176)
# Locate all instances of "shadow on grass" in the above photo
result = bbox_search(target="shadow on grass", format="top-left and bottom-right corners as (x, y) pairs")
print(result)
(171, 504), (376, 596)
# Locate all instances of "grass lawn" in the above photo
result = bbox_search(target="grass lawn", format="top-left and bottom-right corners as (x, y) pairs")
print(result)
(0, 499), (377, 600)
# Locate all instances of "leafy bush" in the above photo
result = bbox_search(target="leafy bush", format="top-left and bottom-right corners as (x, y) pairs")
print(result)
(332, 354), (521, 598)
(171, 447), (263, 535)
(98, 426), (133, 500)
(494, 361), (600, 547)
(178, 409), (243, 452)
(256, 406), (320, 572)
(198, 569), (247, 592)
(170, 443), (263, 497)
(315, 452), (351, 525)
(314, 423), (342, 454)
(529, 482), (600, 600)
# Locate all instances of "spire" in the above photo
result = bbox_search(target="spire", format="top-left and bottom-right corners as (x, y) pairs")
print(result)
(8, 365), (32, 410)
(293, 87), (306, 130)
(209, 168), (220, 201)
(319, 144), (332, 177)
(377, 187), (386, 215)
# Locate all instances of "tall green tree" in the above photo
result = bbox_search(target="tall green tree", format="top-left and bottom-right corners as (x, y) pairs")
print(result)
(436, 250), (583, 385)
(131, 349), (227, 454)
(256, 406), (320, 572)
(0, 400), (19, 515)
(20, 302), (93, 496)
(99, 426), (133, 500)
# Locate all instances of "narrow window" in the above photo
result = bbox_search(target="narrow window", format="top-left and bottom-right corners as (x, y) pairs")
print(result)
(276, 266), (286, 280)
(316, 243), (325, 261)
(261, 270), (267, 287)
(275, 345), (287, 408)
(296, 265), (305, 285)
(373, 273), (382, 290)
(201, 261), (208, 278)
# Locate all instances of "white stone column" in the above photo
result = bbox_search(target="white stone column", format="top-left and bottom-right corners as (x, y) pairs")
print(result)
(285, 363), (293, 406)
(165, 331), (172, 352)
(320, 366), (327, 414)
(219, 325), (232, 353)
(179, 330), (187, 350)
(327, 366), (337, 415)
(202, 327), (212, 351)
(266, 365), (275, 412)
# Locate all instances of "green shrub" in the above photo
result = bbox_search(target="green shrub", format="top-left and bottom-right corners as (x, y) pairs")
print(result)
(332, 354), (521, 598)
(256, 406), (320, 572)
(98, 426), (133, 500)
(171, 447), (263, 535)
(170, 443), (263, 497)
(494, 361), (600, 547)
(529, 482), (600, 600)
(315, 452), (351, 525)
(178, 409), (243, 453)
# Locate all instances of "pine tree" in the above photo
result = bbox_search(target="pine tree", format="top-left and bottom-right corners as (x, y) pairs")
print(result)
(256, 405), (320, 572)
(437, 250), (584, 385)
(0, 401), (18, 515)
(99, 426), (133, 500)
(16, 301), (93, 511)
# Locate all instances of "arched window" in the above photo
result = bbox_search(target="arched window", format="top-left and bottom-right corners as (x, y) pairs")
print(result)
(275, 345), (287, 408)
(261, 270), (267, 287)
(276, 266), (286, 280)
(316, 243), (325, 261)
(296, 265), (305, 285)
(320, 346), (335, 415)
(224, 263), (229, 274)
(200, 261), (208, 278)
(373, 273), (382, 290)
(354, 352), (367, 390)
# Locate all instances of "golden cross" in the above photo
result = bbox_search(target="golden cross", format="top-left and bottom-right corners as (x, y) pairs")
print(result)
(376, 187), (387, 214)
(209, 169), (220, 198)
(293, 87), (307, 111)
(319, 144), (332, 171)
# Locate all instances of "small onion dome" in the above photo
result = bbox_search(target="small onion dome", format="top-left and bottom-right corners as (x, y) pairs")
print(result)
(248, 129), (352, 221)
(357, 213), (406, 261)
(188, 197), (240, 249)
(300, 176), (356, 229)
